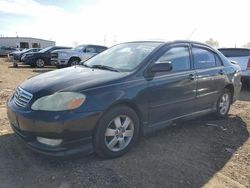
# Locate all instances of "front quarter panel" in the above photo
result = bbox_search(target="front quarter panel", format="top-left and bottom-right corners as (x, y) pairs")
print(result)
(75, 77), (149, 123)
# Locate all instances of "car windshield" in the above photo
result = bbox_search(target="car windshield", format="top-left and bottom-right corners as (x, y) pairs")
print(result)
(83, 42), (162, 72)
(21, 49), (31, 53)
(73, 45), (86, 51)
(39, 47), (53, 53)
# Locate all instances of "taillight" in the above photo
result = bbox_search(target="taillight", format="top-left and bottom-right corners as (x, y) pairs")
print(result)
(247, 58), (250, 70)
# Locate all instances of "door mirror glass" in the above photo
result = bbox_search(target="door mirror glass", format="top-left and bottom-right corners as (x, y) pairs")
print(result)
(151, 61), (172, 72)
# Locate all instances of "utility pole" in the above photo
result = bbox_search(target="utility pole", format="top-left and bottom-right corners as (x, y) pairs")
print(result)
(104, 35), (107, 46)
(113, 35), (117, 45)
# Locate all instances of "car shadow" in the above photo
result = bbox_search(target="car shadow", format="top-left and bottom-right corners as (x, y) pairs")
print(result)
(239, 86), (250, 102)
(0, 115), (248, 187)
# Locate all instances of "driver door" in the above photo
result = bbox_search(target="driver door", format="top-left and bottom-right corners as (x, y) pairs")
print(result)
(147, 44), (197, 125)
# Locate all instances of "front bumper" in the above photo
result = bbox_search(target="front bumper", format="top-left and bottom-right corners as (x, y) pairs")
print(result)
(51, 58), (69, 66)
(7, 99), (102, 156)
(24, 57), (35, 65)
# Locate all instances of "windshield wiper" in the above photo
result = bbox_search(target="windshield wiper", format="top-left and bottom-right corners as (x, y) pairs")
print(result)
(91, 65), (119, 72)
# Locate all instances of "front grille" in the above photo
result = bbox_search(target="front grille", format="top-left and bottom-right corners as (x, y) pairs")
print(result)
(14, 87), (33, 108)
(51, 52), (58, 59)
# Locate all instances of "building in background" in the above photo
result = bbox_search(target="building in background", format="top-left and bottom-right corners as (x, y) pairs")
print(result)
(0, 37), (55, 49)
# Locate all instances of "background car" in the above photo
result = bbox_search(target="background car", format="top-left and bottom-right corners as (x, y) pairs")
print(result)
(0, 46), (17, 57)
(13, 48), (41, 62)
(218, 48), (250, 89)
(24, 46), (72, 68)
(7, 41), (242, 158)
(51, 44), (107, 68)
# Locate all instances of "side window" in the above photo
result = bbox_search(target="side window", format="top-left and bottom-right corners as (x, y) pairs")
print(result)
(193, 47), (216, 69)
(96, 47), (107, 53)
(215, 54), (223, 66)
(85, 46), (97, 53)
(157, 47), (191, 72)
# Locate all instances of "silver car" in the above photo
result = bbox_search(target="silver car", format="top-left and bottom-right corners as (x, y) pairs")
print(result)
(51, 44), (107, 68)
(218, 48), (250, 89)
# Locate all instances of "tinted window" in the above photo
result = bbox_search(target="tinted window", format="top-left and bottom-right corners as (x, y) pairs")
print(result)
(219, 49), (250, 57)
(96, 46), (107, 53)
(85, 46), (97, 53)
(157, 47), (191, 72)
(193, 47), (216, 69)
(215, 54), (223, 66)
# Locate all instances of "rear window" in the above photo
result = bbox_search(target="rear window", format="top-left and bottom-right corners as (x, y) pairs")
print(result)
(219, 49), (250, 57)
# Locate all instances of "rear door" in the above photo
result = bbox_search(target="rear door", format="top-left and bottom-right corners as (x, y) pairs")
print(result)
(148, 44), (197, 124)
(192, 45), (226, 111)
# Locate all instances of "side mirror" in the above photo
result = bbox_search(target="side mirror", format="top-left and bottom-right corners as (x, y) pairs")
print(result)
(150, 61), (172, 72)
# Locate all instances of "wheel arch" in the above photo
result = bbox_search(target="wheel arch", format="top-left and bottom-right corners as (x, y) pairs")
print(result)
(69, 56), (81, 62)
(93, 100), (144, 136)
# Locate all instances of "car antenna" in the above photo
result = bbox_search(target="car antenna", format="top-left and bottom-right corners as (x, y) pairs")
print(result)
(187, 28), (197, 40)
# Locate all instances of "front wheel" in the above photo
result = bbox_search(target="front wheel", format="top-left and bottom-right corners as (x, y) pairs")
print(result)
(68, 58), (80, 66)
(35, 58), (45, 68)
(94, 106), (140, 158)
(216, 89), (231, 118)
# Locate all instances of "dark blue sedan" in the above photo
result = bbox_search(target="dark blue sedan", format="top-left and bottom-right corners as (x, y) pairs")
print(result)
(7, 41), (242, 158)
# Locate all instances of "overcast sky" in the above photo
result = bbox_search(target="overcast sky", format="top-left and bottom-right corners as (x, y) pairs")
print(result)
(0, 0), (249, 47)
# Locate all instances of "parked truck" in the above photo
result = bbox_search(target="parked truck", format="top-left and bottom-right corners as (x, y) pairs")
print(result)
(51, 44), (107, 68)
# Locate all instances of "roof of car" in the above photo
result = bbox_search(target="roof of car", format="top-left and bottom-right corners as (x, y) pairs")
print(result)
(218, 48), (250, 51)
(125, 40), (213, 48)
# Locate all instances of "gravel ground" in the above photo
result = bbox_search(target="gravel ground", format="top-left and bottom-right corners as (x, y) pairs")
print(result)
(0, 59), (249, 188)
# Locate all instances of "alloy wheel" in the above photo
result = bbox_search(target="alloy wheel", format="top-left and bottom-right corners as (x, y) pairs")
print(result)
(219, 93), (230, 115)
(36, 59), (45, 68)
(104, 115), (134, 152)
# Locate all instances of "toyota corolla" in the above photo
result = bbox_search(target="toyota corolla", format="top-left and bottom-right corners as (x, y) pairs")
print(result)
(7, 41), (242, 158)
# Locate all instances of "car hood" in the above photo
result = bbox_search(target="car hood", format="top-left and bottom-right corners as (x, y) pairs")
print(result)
(20, 66), (128, 95)
(25, 52), (39, 56)
(13, 51), (22, 55)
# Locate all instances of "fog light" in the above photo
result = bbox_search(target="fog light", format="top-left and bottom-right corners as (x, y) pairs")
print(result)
(37, 137), (63, 146)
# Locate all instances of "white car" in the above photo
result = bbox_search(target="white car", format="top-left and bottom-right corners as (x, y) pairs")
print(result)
(219, 48), (250, 89)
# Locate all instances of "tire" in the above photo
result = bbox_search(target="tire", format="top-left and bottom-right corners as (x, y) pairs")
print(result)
(56, 65), (63, 69)
(35, 58), (45, 68)
(94, 106), (140, 158)
(68, 58), (80, 66)
(215, 89), (231, 118)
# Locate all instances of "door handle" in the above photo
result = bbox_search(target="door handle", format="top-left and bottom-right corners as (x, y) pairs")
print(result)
(219, 70), (225, 75)
(188, 74), (195, 80)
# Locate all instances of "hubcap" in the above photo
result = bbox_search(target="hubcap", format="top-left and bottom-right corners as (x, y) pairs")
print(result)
(36, 59), (44, 67)
(219, 93), (230, 115)
(105, 115), (134, 152)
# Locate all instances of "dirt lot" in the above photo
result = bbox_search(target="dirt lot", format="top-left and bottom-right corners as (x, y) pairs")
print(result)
(0, 59), (249, 188)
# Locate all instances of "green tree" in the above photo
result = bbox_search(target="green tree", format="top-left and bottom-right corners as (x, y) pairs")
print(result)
(205, 38), (219, 48)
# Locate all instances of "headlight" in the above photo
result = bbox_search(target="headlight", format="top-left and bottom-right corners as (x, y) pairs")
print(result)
(59, 53), (68, 58)
(31, 92), (86, 111)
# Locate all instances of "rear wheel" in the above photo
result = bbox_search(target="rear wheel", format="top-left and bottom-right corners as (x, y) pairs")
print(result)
(35, 58), (45, 68)
(216, 89), (231, 118)
(94, 106), (140, 158)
